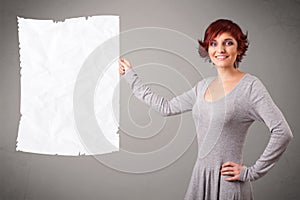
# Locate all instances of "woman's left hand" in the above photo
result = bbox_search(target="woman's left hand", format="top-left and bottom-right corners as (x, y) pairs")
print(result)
(220, 162), (244, 181)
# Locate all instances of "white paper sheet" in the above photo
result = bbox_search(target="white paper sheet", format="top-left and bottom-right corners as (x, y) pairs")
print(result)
(17, 15), (120, 155)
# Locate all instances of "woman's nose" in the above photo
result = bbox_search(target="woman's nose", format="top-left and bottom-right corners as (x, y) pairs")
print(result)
(217, 45), (225, 53)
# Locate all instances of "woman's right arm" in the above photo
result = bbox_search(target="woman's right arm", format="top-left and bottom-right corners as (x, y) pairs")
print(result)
(119, 58), (200, 117)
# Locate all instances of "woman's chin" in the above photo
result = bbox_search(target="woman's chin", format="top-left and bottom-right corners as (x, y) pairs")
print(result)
(214, 63), (234, 69)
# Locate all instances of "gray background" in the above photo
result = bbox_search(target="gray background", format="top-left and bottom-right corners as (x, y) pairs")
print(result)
(1, 0), (299, 199)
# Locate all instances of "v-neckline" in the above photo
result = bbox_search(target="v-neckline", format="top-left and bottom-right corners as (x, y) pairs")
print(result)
(203, 73), (248, 103)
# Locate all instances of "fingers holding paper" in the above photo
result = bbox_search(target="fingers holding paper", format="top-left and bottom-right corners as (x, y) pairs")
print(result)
(118, 58), (132, 75)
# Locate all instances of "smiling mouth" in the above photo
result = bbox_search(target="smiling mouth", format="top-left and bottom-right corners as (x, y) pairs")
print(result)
(215, 55), (229, 60)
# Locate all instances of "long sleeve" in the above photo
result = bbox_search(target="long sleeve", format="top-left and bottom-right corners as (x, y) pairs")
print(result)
(123, 68), (201, 117)
(239, 77), (293, 182)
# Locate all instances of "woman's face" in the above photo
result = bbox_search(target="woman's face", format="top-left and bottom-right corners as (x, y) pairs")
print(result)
(208, 32), (240, 68)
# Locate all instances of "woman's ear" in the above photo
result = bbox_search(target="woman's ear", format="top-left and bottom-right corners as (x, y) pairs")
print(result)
(237, 48), (243, 56)
(198, 44), (208, 58)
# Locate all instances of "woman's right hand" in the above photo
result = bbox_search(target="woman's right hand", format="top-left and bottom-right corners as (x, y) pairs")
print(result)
(118, 58), (132, 75)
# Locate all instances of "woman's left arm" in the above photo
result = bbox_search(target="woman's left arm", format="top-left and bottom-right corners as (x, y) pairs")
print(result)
(238, 77), (294, 182)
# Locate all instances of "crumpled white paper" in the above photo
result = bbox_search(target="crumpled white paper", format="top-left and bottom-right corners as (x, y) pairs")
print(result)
(17, 15), (120, 156)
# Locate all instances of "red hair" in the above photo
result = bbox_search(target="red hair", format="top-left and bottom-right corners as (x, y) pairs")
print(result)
(198, 19), (249, 68)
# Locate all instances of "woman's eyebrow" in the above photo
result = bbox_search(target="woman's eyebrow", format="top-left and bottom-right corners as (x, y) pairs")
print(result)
(212, 38), (234, 41)
(211, 38), (234, 42)
(224, 38), (234, 41)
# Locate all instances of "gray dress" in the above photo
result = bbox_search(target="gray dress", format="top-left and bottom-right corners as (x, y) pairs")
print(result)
(123, 68), (293, 200)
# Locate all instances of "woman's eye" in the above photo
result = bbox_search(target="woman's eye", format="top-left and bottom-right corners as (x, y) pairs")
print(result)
(210, 41), (217, 47)
(224, 40), (234, 46)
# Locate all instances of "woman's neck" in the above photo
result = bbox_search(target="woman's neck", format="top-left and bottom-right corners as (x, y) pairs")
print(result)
(215, 66), (243, 82)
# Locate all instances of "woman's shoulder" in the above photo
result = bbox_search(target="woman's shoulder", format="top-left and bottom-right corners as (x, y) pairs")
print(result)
(239, 73), (273, 105)
(243, 73), (268, 91)
(195, 75), (215, 89)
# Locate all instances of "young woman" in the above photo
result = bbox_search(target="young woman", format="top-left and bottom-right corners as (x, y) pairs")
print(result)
(118, 19), (293, 200)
